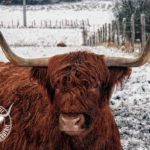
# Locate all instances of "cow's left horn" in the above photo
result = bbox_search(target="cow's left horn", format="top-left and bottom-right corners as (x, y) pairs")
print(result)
(0, 32), (49, 67)
(105, 36), (150, 67)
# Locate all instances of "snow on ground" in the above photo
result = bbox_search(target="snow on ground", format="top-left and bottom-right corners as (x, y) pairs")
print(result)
(111, 64), (150, 150)
(0, 0), (113, 28)
(0, 0), (150, 149)
(0, 28), (83, 47)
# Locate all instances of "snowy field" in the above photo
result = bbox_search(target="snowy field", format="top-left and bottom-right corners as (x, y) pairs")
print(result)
(0, 0), (150, 149)
(0, 0), (113, 28)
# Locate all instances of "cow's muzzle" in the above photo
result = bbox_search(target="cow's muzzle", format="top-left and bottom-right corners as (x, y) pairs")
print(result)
(59, 113), (86, 136)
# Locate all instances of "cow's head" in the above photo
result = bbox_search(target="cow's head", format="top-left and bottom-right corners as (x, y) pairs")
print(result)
(0, 32), (150, 137)
(31, 52), (132, 136)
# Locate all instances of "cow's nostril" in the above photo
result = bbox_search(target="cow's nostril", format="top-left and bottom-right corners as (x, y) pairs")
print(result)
(74, 115), (85, 127)
(75, 118), (81, 125)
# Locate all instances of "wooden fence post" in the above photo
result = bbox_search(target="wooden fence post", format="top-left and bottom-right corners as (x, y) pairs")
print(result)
(45, 20), (47, 28)
(100, 28), (103, 44)
(17, 20), (19, 28)
(90, 36), (92, 46)
(93, 33), (96, 46)
(108, 23), (111, 42)
(122, 18), (127, 44)
(95, 32), (98, 45)
(105, 23), (107, 42)
(91, 35), (93, 46)
(0, 21), (3, 28)
(112, 21), (115, 43)
(87, 39), (89, 46)
(82, 20), (84, 29)
(141, 14), (146, 51)
(98, 29), (101, 44)
(116, 20), (120, 46)
(82, 28), (88, 46)
(23, 0), (27, 27)
(131, 14), (135, 52)
(103, 25), (105, 43)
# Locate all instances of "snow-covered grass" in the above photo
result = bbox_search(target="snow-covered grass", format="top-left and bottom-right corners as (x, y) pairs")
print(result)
(0, 0), (150, 149)
(0, 28), (83, 47)
(112, 64), (150, 150)
(0, 0), (113, 28)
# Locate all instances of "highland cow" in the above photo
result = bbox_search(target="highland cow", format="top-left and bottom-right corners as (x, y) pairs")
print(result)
(0, 32), (150, 150)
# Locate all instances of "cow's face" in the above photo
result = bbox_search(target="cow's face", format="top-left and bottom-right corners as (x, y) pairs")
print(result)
(54, 87), (101, 136)
(31, 53), (131, 136)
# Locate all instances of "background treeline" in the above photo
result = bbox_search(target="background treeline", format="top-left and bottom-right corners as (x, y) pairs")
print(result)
(113, 0), (150, 40)
(0, 0), (81, 5)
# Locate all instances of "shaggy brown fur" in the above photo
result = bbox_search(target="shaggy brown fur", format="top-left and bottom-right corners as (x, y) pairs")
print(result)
(0, 51), (131, 150)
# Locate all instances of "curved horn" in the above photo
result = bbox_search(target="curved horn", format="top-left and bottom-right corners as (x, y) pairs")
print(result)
(105, 37), (150, 67)
(0, 32), (49, 67)
(1, 31), (150, 68)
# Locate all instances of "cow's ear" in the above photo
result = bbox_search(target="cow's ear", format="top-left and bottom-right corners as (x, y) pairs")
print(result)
(99, 67), (131, 104)
(108, 67), (132, 86)
(31, 67), (48, 87)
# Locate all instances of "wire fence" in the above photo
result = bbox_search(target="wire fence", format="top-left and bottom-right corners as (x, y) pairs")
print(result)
(0, 19), (90, 29)
(83, 14), (150, 53)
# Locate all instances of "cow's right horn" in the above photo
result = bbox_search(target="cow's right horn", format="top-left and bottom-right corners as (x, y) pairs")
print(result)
(0, 32), (49, 67)
(105, 36), (150, 67)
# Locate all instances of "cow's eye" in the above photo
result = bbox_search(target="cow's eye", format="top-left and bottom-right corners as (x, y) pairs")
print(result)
(100, 82), (108, 89)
